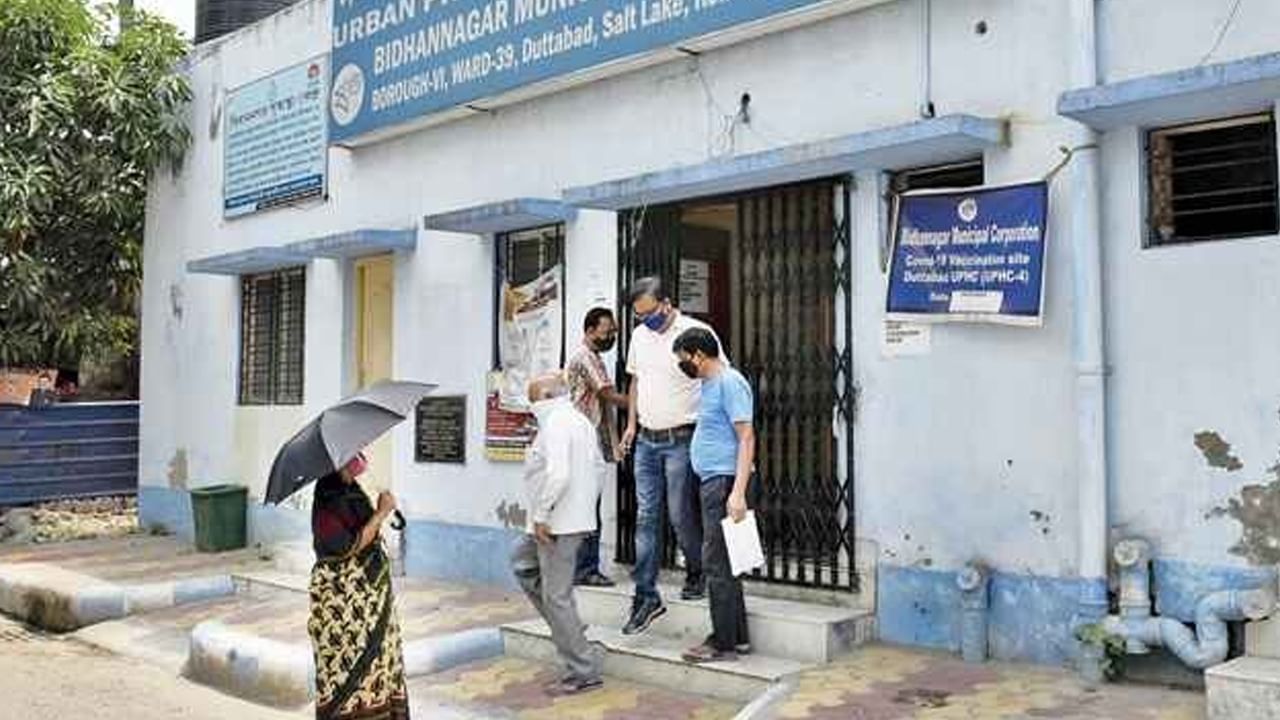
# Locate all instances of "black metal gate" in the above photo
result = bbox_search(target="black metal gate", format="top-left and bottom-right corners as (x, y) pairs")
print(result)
(614, 178), (857, 591)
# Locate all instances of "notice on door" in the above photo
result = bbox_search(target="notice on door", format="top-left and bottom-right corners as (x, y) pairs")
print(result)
(415, 396), (467, 464)
(680, 260), (711, 314)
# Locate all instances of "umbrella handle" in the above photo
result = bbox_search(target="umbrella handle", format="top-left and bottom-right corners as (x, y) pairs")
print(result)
(390, 510), (406, 531)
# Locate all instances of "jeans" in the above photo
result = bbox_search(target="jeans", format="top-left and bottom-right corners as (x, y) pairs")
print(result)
(633, 436), (703, 603)
(700, 476), (750, 651)
(511, 533), (601, 682)
(574, 497), (602, 579)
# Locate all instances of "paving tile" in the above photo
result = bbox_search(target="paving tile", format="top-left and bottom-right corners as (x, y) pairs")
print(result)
(773, 646), (1206, 720)
(412, 656), (740, 720)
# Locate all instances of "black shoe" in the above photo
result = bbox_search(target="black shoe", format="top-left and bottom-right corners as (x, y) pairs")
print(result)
(682, 642), (738, 664)
(546, 676), (604, 697)
(702, 634), (751, 655)
(622, 597), (667, 635)
(575, 571), (616, 588)
(680, 574), (705, 601)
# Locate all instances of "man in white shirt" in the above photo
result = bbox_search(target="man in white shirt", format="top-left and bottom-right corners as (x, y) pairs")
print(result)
(511, 372), (606, 696)
(618, 277), (726, 635)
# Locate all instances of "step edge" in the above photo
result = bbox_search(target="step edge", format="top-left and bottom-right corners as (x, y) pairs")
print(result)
(500, 621), (808, 680)
(578, 586), (873, 623)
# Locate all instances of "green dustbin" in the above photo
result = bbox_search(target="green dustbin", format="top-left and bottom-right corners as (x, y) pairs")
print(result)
(190, 484), (248, 553)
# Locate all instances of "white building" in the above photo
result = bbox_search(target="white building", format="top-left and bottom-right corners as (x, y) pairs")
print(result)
(141, 0), (1280, 668)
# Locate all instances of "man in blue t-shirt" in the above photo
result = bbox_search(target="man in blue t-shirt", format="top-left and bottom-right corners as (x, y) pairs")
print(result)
(672, 327), (755, 663)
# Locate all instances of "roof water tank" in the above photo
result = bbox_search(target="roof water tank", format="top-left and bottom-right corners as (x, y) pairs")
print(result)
(195, 0), (302, 44)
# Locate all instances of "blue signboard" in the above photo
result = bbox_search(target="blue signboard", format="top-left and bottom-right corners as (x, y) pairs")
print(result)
(886, 182), (1049, 325)
(329, 0), (840, 143)
(224, 56), (329, 217)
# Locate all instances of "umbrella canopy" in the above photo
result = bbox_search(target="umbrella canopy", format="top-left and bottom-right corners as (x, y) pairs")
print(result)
(264, 380), (436, 506)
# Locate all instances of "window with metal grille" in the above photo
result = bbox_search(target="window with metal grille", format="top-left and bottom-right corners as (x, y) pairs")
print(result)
(239, 267), (306, 405)
(1148, 113), (1279, 246)
(492, 224), (566, 368)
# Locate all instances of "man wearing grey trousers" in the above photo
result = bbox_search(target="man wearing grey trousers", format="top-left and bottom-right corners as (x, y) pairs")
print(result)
(511, 372), (606, 696)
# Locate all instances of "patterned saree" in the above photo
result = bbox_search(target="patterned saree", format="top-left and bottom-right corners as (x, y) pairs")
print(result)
(308, 474), (410, 720)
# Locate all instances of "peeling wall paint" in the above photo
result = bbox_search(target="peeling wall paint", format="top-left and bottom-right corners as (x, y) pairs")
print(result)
(167, 449), (189, 490)
(1208, 475), (1280, 566)
(1201, 419), (1280, 566)
(494, 501), (527, 531)
(1194, 431), (1244, 472)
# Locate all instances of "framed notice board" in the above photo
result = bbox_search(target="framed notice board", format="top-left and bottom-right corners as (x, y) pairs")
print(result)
(415, 396), (466, 464)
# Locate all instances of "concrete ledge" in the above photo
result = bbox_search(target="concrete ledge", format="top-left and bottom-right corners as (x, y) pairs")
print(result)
(0, 562), (236, 632)
(576, 583), (874, 664)
(1206, 656), (1280, 720)
(187, 620), (505, 708)
(503, 619), (803, 702)
(187, 621), (315, 708)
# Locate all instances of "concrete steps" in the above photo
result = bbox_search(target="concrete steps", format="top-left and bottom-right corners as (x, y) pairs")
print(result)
(503, 618), (803, 702)
(575, 583), (875, 664)
(1207, 656), (1280, 719)
(500, 582), (875, 702)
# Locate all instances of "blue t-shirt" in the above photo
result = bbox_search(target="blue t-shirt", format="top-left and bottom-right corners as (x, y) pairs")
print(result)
(690, 366), (754, 480)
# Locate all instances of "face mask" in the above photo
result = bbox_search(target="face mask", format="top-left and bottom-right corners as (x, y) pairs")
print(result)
(641, 309), (668, 332)
(343, 452), (368, 479)
(678, 359), (700, 379)
(592, 335), (616, 353)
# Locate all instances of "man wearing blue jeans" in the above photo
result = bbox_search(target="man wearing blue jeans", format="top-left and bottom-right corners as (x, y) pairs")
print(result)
(672, 327), (755, 663)
(618, 277), (725, 635)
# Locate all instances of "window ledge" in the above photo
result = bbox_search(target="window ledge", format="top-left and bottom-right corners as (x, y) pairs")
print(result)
(187, 247), (310, 276)
(1059, 51), (1280, 131)
(423, 199), (578, 235)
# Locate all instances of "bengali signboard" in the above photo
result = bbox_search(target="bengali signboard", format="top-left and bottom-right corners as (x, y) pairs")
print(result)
(224, 56), (328, 217)
(329, 0), (848, 143)
(886, 182), (1048, 326)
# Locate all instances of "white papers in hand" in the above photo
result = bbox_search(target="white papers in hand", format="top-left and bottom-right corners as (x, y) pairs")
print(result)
(721, 510), (765, 577)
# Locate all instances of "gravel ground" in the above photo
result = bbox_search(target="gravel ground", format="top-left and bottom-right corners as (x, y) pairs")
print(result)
(0, 496), (139, 545)
(0, 616), (305, 720)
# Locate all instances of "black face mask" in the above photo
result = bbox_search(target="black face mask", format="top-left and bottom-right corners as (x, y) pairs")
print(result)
(592, 335), (617, 353)
(678, 359), (700, 379)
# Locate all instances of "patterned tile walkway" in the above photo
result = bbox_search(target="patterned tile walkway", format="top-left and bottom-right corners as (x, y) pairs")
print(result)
(412, 647), (1208, 720)
(412, 656), (740, 720)
(772, 646), (1205, 720)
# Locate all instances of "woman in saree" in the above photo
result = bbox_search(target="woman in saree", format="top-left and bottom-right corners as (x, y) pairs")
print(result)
(308, 451), (410, 720)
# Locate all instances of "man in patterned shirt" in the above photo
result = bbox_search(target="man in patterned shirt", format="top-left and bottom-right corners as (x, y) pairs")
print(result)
(566, 307), (629, 587)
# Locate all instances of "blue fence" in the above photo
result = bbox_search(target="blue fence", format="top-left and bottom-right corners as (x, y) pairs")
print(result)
(0, 402), (139, 506)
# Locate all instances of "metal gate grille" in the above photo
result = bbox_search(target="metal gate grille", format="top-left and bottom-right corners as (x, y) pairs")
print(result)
(615, 179), (856, 591)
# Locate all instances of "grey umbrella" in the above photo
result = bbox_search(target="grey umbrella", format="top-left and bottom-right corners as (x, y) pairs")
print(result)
(264, 381), (436, 524)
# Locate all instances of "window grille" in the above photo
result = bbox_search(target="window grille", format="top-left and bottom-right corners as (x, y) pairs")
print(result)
(1148, 113), (1279, 246)
(239, 267), (305, 405)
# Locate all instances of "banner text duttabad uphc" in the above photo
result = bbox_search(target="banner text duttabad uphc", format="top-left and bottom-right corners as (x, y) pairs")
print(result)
(328, 0), (835, 142)
(886, 182), (1049, 326)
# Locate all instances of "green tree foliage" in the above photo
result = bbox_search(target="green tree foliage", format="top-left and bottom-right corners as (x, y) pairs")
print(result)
(0, 0), (190, 368)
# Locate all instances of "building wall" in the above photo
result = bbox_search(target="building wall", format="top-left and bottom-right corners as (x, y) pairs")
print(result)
(140, 0), (1280, 665)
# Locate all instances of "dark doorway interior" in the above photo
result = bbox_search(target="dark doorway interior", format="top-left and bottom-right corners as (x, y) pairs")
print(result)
(614, 178), (858, 592)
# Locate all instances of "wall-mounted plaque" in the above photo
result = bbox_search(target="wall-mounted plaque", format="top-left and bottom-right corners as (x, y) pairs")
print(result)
(415, 396), (466, 464)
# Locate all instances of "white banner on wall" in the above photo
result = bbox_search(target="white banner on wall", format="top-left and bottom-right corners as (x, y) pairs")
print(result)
(499, 266), (563, 412)
(223, 56), (328, 218)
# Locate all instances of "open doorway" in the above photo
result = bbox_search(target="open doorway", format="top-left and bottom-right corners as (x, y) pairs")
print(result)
(615, 179), (857, 592)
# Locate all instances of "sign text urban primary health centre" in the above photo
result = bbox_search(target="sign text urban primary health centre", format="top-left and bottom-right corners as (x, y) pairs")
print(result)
(329, 0), (835, 142)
